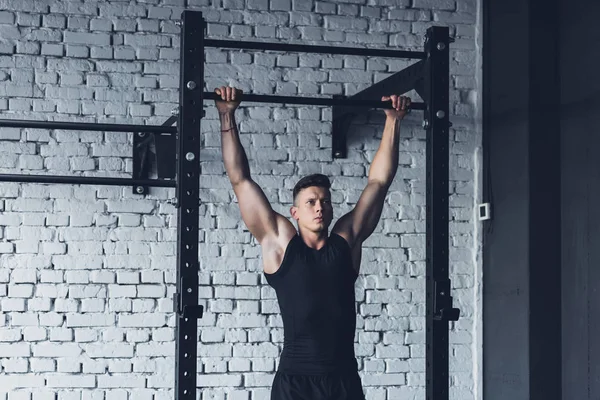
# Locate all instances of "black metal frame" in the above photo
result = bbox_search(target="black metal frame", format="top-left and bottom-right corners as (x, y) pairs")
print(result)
(171, 10), (205, 400)
(132, 115), (178, 195)
(0, 10), (459, 400)
(423, 27), (460, 400)
(0, 119), (177, 187)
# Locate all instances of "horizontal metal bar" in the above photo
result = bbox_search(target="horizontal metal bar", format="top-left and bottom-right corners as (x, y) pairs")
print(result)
(204, 92), (426, 110)
(0, 119), (177, 134)
(0, 174), (176, 187)
(205, 39), (427, 60)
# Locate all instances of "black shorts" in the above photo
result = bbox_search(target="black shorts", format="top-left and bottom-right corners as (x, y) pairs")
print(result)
(270, 370), (366, 400)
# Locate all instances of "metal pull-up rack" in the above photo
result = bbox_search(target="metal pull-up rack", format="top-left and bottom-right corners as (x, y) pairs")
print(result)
(0, 9), (459, 400)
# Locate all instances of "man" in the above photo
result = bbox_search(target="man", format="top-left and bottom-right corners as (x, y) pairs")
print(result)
(215, 86), (411, 400)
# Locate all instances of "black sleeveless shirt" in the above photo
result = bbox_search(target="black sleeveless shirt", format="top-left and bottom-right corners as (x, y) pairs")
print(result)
(264, 232), (360, 375)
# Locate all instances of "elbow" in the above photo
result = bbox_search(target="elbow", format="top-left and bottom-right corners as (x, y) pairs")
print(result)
(225, 166), (251, 186)
(230, 176), (252, 188)
(367, 176), (393, 189)
(367, 167), (396, 188)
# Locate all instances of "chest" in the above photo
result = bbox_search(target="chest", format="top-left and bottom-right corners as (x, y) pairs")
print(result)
(286, 247), (355, 295)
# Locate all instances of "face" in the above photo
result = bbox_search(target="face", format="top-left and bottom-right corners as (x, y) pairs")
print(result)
(290, 186), (333, 233)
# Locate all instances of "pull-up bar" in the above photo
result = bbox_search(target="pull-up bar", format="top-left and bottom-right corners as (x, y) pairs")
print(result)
(202, 91), (426, 110)
(0, 173), (176, 187)
(204, 39), (428, 60)
(0, 119), (176, 134)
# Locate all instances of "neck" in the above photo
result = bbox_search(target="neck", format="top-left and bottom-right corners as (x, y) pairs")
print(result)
(298, 227), (328, 250)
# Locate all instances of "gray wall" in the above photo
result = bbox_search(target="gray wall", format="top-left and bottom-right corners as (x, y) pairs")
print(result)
(560, 0), (600, 398)
(483, 0), (534, 397)
(484, 0), (600, 398)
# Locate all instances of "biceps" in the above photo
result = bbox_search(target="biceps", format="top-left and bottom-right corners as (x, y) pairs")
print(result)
(232, 179), (278, 242)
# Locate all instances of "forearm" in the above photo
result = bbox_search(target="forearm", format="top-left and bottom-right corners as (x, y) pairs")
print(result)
(220, 112), (251, 185)
(368, 116), (400, 186)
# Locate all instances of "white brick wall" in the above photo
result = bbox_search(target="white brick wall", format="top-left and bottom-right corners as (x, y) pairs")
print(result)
(0, 1), (481, 399)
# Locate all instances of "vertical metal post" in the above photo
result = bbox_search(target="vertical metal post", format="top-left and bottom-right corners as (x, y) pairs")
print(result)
(425, 26), (451, 400)
(332, 95), (349, 159)
(132, 132), (151, 195)
(175, 10), (204, 400)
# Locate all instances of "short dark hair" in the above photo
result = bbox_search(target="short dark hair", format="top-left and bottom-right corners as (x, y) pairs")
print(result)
(292, 174), (331, 204)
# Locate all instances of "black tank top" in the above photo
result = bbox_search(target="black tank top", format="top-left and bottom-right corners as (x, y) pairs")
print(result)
(264, 232), (360, 375)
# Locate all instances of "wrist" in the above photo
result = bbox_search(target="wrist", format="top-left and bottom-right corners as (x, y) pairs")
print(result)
(219, 112), (236, 133)
(219, 111), (234, 122)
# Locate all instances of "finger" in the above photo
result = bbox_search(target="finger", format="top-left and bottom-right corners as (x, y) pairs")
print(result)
(227, 87), (234, 102)
(381, 96), (390, 102)
(220, 86), (227, 100)
(215, 88), (221, 96)
(390, 95), (398, 110)
(232, 88), (237, 101)
(406, 97), (412, 113)
(400, 97), (407, 110)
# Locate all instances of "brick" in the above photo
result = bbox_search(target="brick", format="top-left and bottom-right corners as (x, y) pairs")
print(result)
(107, 360), (132, 373)
(68, 16), (90, 29)
(136, 284), (165, 298)
(98, 4), (146, 17)
(8, 284), (35, 298)
(123, 34), (170, 47)
(46, 375), (95, 388)
(72, 328), (97, 343)
(123, 329), (148, 343)
(57, 358), (81, 373)
(118, 314), (166, 328)
(127, 242), (150, 254)
(90, 18), (112, 31)
(64, 31), (110, 46)
(0, 374), (45, 390)
(23, 327), (47, 341)
(30, 358), (56, 372)
(28, 298), (52, 312)
(98, 375), (145, 388)
(32, 343), (82, 357)
(0, 328), (22, 342)
(136, 342), (173, 357)
(144, 327), (171, 342)
(66, 313), (115, 328)
(80, 298), (105, 312)
(0, 126), (21, 140)
(82, 360), (107, 374)
(84, 343), (134, 358)
(0, 342), (30, 356)
(0, 11), (14, 24)
(105, 200), (155, 213)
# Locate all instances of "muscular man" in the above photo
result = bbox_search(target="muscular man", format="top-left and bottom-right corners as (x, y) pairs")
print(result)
(215, 86), (411, 400)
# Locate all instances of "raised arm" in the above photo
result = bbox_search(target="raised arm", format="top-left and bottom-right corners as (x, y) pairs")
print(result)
(216, 86), (295, 245)
(333, 95), (411, 247)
